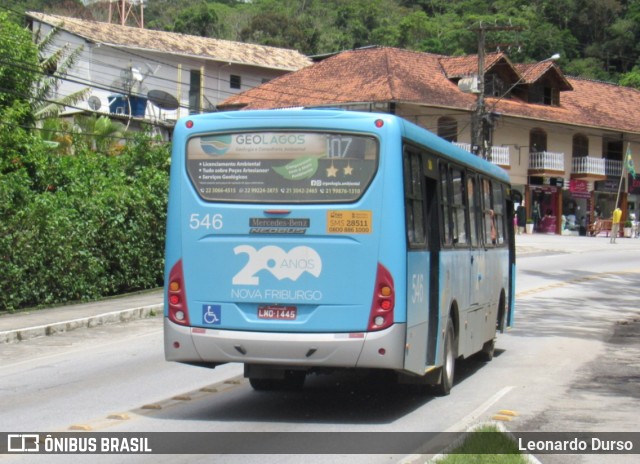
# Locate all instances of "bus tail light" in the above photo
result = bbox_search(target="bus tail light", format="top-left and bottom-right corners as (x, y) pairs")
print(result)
(168, 260), (190, 326)
(368, 263), (395, 331)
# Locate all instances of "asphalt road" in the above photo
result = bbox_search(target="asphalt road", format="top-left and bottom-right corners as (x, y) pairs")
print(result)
(1, 234), (639, 463)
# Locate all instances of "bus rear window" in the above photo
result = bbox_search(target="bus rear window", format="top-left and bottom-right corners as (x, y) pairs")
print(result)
(186, 131), (378, 203)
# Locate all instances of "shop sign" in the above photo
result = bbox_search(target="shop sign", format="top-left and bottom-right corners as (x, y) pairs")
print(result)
(531, 185), (557, 193)
(629, 175), (640, 195)
(569, 179), (591, 199)
(594, 179), (619, 193)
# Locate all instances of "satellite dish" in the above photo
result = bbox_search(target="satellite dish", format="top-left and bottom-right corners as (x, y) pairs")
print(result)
(147, 90), (179, 110)
(88, 96), (101, 110)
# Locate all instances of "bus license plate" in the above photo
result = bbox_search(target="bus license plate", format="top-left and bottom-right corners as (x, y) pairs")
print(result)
(258, 305), (297, 320)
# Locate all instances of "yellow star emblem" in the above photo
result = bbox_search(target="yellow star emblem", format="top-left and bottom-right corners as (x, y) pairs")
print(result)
(344, 164), (353, 175)
(326, 163), (338, 177)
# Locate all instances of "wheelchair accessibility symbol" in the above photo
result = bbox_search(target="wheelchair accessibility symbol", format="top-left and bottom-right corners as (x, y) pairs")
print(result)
(202, 304), (221, 325)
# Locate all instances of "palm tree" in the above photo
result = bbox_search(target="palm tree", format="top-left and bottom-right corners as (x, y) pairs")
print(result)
(38, 117), (74, 154)
(32, 22), (91, 120)
(74, 114), (126, 154)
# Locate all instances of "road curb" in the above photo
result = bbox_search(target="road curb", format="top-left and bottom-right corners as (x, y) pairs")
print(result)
(0, 304), (162, 344)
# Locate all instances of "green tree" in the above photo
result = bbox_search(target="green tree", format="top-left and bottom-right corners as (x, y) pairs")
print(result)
(37, 117), (74, 154)
(239, 0), (320, 54)
(74, 114), (126, 154)
(517, 22), (580, 62)
(603, 18), (637, 73)
(333, 0), (396, 49)
(563, 57), (611, 81)
(619, 66), (640, 89)
(0, 12), (39, 114)
(31, 22), (91, 120)
(0, 11), (40, 178)
(170, 1), (222, 37)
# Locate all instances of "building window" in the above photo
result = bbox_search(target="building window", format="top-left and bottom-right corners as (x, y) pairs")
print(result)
(189, 69), (201, 114)
(529, 83), (560, 106)
(437, 117), (457, 142)
(530, 128), (547, 153)
(485, 74), (507, 97)
(230, 74), (241, 89)
(603, 138), (623, 161)
(572, 134), (589, 157)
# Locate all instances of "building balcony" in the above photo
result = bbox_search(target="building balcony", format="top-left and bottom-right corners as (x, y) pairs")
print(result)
(570, 156), (606, 181)
(489, 146), (510, 168)
(453, 143), (510, 168)
(528, 151), (565, 177)
(605, 159), (622, 177)
(449, 145), (624, 181)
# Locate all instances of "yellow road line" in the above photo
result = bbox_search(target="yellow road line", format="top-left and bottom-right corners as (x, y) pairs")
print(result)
(516, 269), (640, 298)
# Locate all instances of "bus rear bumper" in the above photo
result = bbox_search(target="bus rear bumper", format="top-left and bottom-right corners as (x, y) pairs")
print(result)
(164, 318), (406, 370)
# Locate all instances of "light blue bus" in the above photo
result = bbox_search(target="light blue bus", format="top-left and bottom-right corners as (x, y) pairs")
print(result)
(164, 109), (515, 394)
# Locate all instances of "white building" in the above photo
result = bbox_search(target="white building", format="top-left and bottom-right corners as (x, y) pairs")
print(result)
(26, 11), (311, 136)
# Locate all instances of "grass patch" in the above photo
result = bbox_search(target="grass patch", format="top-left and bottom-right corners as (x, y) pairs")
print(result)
(431, 425), (529, 464)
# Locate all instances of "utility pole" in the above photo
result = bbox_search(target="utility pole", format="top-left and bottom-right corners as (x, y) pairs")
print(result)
(471, 24), (487, 159)
(470, 23), (524, 160)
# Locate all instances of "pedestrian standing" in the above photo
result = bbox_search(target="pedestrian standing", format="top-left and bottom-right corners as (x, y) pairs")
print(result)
(611, 206), (622, 243)
(532, 201), (541, 232)
(516, 205), (526, 234)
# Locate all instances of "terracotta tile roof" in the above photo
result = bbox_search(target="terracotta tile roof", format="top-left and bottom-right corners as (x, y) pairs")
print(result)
(221, 46), (640, 135)
(26, 12), (312, 71)
(440, 52), (514, 79)
(221, 47), (477, 110)
(514, 62), (572, 90)
(548, 77), (640, 133)
(480, 75), (640, 133)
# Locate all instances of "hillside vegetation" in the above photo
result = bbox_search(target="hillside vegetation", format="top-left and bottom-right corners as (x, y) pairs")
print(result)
(7, 0), (640, 86)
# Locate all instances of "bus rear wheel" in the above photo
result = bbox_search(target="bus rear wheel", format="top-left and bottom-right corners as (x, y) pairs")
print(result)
(435, 317), (456, 396)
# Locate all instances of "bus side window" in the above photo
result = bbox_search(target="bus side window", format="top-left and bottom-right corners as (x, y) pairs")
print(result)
(403, 149), (426, 248)
(482, 179), (494, 246)
(451, 167), (467, 246)
(467, 175), (480, 248)
(439, 163), (452, 246)
(492, 183), (506, 245)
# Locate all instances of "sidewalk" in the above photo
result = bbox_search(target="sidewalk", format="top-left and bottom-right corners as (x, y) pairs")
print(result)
(0, 290), (162, 344)
(2, 233), (640, 344)
(515, 230), (640, 255)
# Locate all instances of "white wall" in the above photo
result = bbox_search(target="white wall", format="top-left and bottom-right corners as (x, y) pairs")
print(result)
(33, 20), (292, 123)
